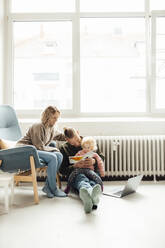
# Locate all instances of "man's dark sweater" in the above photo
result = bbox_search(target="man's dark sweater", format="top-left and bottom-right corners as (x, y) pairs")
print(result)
(59, 140), (105, 178)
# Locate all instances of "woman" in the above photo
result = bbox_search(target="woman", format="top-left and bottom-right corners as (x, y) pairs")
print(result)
(16, 106), (67, 198)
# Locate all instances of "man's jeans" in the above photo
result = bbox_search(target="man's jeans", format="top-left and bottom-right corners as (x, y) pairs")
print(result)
(71, 173), (97, 192)
(37, 150), (63, 194)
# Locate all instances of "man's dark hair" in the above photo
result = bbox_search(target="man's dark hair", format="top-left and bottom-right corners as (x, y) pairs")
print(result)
(63, 127), (76, 139)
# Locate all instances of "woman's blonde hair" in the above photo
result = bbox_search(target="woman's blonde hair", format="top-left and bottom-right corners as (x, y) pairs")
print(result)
(81, 136), (97, 151)
(41, 106), (60, 126)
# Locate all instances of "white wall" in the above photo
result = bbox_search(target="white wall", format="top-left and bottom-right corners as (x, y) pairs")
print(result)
(0, 0), (4, 104)
(19, 117), (165, 136)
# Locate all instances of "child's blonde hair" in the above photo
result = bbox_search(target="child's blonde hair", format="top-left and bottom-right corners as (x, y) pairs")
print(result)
(81, 136), (97, 151)
(41, 106), (60, 127)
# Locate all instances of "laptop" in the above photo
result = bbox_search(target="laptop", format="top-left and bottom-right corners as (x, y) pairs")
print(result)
(103, 174), (143, 198)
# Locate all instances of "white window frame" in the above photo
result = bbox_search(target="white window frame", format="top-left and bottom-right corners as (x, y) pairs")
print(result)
(4, 0), (165, 118)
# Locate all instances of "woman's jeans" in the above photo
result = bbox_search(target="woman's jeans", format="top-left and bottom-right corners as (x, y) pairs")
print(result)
(71, 173), (97, 192)
(37, 150), (63, 194)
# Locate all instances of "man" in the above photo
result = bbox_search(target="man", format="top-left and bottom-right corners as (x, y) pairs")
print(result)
(59, 127), (105, 213)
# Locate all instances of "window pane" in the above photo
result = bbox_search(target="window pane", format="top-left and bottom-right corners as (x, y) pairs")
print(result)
(80, 18), (146, 113)
(13, 22), (72, 110)
(80, 0), (144, 12)
(12, 0), (75, 12)
(150, 0), (165, 10)
(155, 18), (165, 108)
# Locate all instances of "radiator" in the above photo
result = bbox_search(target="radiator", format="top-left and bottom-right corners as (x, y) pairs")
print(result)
(37, 136), (165, 179)
(94, 135), (165, 179)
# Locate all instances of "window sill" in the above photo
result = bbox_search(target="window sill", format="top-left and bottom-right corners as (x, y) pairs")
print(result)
(19, 116), (165, 124)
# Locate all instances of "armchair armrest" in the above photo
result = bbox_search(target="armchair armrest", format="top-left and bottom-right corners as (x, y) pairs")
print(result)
(0, 145), (42, 172)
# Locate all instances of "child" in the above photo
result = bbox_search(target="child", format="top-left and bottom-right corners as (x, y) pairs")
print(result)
(64, 136), (105, 194)
(76, 136), (105, 177)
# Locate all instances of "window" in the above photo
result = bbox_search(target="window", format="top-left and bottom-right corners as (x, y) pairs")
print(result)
(13, 21), (72, 110)
(11, 0), (75, 12)
(152, 16), (165, 110)
(150, 1), (165, 11)
(80, 0), (144, 12)
(80, 18), (146, 112)
(5, 0), (165, 117)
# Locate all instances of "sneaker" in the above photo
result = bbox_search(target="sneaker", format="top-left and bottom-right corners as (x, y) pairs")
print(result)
(79, 187), (93, 214)
(54, 188), (67, 197)
(92, 205), (98, 210)
(42, 186), (54, 198)
(91, 184), (101, 205)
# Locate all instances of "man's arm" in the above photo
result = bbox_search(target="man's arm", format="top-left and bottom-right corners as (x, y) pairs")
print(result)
(59, 146), (74, 176)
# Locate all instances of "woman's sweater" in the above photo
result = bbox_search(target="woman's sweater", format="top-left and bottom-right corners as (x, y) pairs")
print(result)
(16, 123), (65, 152)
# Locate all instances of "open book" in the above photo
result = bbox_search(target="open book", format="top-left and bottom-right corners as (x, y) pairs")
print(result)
(69, 151), (94, 164)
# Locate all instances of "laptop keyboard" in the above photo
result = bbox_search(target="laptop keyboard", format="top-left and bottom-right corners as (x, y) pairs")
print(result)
(114, 190), (123, 195)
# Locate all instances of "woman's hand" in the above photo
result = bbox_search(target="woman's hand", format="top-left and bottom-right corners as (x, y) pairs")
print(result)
(53, 148), (60, 152)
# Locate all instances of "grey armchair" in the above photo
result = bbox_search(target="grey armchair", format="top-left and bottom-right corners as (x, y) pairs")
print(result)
(0, 105), (60, 204)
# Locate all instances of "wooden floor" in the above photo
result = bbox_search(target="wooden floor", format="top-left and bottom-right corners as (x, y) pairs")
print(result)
(0, 180), (165, 248)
